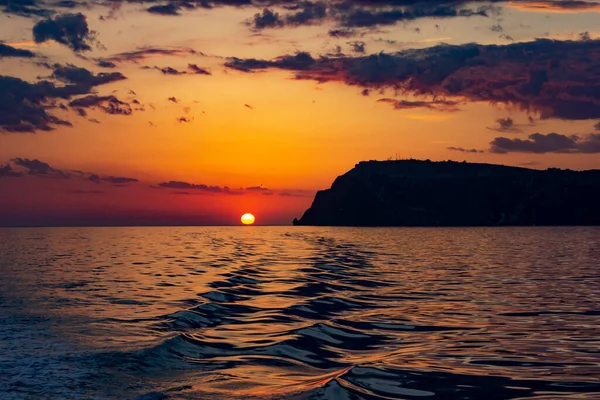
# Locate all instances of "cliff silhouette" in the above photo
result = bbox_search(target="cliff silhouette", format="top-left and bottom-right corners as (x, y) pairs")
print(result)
(294, 160), (600, 226)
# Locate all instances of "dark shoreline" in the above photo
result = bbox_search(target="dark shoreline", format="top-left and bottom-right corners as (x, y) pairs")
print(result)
(294, 159), (600, 227)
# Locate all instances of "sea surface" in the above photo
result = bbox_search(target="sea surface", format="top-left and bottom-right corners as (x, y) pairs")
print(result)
(1, 227), (599, 399)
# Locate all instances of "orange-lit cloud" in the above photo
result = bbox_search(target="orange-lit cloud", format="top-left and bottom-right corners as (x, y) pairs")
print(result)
(509, 1), (600, 13)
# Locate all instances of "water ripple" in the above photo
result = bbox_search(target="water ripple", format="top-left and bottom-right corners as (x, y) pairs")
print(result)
(0, 226), (599, 399)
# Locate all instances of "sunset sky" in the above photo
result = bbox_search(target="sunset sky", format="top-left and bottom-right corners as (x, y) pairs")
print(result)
(1, 0), (600, 225)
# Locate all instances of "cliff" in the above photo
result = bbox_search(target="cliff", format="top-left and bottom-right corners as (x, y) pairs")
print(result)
(293, 160), (600, 226)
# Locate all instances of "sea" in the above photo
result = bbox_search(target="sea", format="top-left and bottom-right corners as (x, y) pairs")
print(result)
(0, 227), (599, 399)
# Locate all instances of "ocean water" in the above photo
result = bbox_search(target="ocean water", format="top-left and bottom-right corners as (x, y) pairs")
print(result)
(1, 227), (599, 400)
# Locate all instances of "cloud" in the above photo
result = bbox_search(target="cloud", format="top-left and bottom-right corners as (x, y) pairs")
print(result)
(11, 158), (69, 178)
(245, 185), (269, 191)
(52, 64), (127, 86)
(147, 4), (180, 15)
(157, 183), (277, 195)
(337, 5), (491, 28)
(251, 8), (284, 29)
(447, 146), (485, 153)
(488, 117), (523, 133)
(104, 47), (202, 64)
(145, 64), (212, 76)
(328, 28), (357, 38)
(490, 132), (600, 153)
(96, 59), (117, 68)
(509, 1), (600, 13)
(158, 66), (185, 75)
(250, 2), (327, 30)
(0, 43), (35, 58)
(1, 0), (51, 17)
(0, 75), (82, 133)
(377, 98), (459, 111)
(225, 39), (600, 120)
(101, 176), (138, 184)
(69, 95), (133, 115)
(33, 13), (96, 52)
(1, 158), (141, 185)
(348, 40), (366, 53)
(595, 121), (600, 130)
(0, 164), (24, 177)
(248, 2), (491, 30)
(226, 51), (315, 72)
(285, 1), (327, 26)
(188, 64), (211, 75)
(158, 181), (226, 193)
(0, 58), (131, 132)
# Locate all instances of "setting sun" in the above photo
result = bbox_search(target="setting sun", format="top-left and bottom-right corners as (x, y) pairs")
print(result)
(241, 213), (255, 225)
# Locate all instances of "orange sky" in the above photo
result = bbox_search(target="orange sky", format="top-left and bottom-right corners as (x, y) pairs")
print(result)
(1, 0), (600, 225)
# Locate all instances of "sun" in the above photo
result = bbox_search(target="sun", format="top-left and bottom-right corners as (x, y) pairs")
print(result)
(241, 213), (255, 225)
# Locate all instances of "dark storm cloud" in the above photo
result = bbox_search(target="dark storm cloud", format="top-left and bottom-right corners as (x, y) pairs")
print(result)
(225, 39), (600, 120)
(377, 98), (459, 111)
(490, 132), (600, 154)
(0, 43), (35, 58)
(104, 47), (202, 64)
(52, 64), (127, 86)
(69, 95), (133, 115)
(158, 181), (226, 192)
(33, 13), (96, 52)
(447, 146), (484, 153)
(147, 3), (180, 15)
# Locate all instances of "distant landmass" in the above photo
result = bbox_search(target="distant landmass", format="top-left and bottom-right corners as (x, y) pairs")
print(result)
(293, 160), (600, 226)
